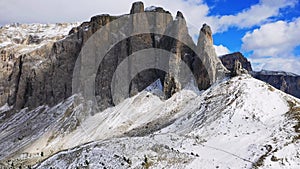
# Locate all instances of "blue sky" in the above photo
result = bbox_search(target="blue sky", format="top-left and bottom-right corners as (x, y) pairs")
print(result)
(206, 0), (261, 54)
(207, 0), (300, 55)
(1, 0), (300, 74)
(201, 0), (300, 75)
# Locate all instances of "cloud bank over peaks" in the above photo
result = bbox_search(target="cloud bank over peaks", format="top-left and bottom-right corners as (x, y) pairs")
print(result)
(249, 57), (300, 75)
(0, 0), (296, 34)
(243, 17), (300, 75)
(145, 0), (297, 34)
(208, 0), (297, 32)
(242, 17), (300, 58)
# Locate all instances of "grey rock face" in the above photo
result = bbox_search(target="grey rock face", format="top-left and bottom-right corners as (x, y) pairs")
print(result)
(196, 24), (229, 84)
(0, 2), (228, 113)
(0, 23), (78, 109)
(15, 38), (81, 110)
(161, 13), (194, 98)
(0, 51), (19, 107)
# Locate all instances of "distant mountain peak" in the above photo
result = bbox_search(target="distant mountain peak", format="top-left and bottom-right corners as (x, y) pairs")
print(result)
(220, 52), (300, 99)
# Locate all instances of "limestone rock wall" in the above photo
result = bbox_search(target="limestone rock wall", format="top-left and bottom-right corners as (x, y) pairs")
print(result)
(0, 2), (228, 113)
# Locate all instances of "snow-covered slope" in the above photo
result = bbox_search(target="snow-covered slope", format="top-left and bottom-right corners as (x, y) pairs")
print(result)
(0, 23), (79, 55)
(1, 75), (299, 168)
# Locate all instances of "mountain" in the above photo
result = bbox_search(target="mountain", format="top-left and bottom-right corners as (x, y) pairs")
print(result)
(0, 1), (227, 114)
(220, 52), (300, 99)
(0, 1), (299, 169)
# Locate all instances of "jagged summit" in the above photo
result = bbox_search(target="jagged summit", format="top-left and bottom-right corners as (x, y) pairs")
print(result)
(0, 1), (227, 112)
(200, 23), (213, 44)
(130, 1), (145, 14)
(176, 11), (185, 19)
(197, 23), (229, 83)
(131, 1), (171, 14)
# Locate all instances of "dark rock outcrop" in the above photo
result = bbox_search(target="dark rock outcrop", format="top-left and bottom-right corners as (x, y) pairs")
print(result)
(220, 52), (252, 73)
(232, 60), (248, 76)
(130, 1), (145, 14)
(176, 11), (184, 19)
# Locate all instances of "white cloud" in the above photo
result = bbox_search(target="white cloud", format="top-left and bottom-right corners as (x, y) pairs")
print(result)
(249, 57), (300, 75)
(0, 0), (296, 34)
(143, 0), (297, 34)
(214, 44), (230, 56)
(242, 18), (300, 57)
(215, 0), (297, 32)
(243, 17), (300, 75)
(0, 0), (139, 24)
(1, 0), (299, 75)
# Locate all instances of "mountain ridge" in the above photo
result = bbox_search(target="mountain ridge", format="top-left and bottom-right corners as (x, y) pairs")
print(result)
(1, 75), (299, 168)
(220, 52), (300, 99)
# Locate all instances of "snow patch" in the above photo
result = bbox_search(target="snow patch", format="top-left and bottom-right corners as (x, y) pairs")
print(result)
(0, 22), (80, 55)
(0, 103), (12, 114)
(145, 79), (163, 92)
(145, 6), (158, 11)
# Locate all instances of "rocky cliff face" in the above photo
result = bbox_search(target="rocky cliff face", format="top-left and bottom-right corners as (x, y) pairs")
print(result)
(251, 70), (300, 99)
(0, 23), (80, 111)
(0, 2), (227, 114)
(197, 24), (229, 84)
(220, 52), (252, 73)
(220, 52), (300, 99)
